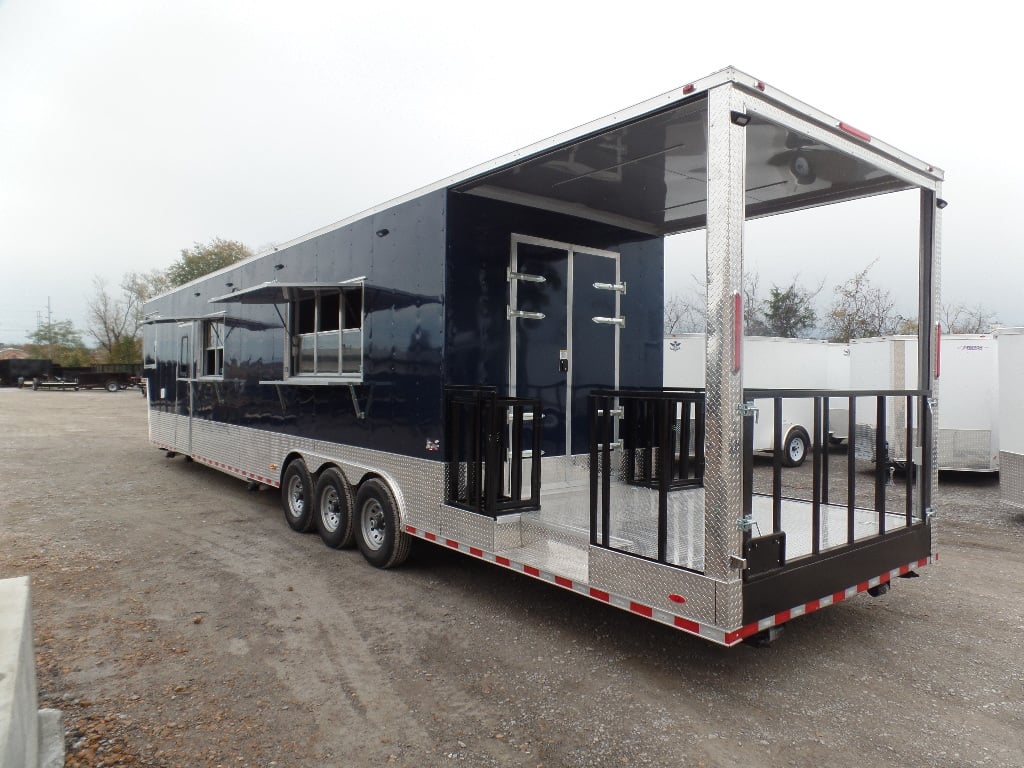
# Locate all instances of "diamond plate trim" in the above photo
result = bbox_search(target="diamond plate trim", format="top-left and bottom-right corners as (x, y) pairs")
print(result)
(703, 85), (746, 613)
(589, 546), (718, 626)
(1000, 452), (1024, 509)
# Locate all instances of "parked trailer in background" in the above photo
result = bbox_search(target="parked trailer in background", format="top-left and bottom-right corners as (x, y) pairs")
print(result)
(0, 358), (51, 387)
(997, 327), (1024, 508)
(664, 335), (849, 465)
(848, 334), (999, 472)
(143, 68), (940, 646)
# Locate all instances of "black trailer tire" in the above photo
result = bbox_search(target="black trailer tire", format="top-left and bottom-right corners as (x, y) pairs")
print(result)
(782, 428), (810, 468)
(105, 379), (119, 392)
(281, 460), (315, 533)
(354, 478), (411, 569)
(314, 468), (355, 549)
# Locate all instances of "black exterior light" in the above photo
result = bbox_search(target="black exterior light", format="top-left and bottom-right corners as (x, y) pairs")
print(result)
(194, 291), (201, 297)
(225, 282), (233, 288)
(730, 111), (751, 127)
(274, 264), (284, 271)
(936, 198), (948, 209)
(376, 228), (390, 237)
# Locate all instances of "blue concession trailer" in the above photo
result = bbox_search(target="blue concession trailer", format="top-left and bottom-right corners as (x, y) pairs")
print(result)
(143, 68), (942, 645)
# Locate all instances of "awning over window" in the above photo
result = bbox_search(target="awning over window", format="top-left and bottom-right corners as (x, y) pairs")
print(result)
(207, 282), (358, 305)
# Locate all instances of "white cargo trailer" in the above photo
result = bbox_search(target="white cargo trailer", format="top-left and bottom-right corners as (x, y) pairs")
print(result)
(848, 334), (999, 471)
(997, 327), (1024, 508)
(664, 335), (850, 465)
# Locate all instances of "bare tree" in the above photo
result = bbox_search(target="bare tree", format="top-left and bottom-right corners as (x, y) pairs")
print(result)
(87, 271), (165, 363)
(940, 302), (1000, 334)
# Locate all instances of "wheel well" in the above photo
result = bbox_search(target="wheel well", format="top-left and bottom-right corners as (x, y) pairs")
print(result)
(280, 452), (305, 483)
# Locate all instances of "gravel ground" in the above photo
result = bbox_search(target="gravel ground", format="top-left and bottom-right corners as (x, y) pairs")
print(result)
(1, 388), (1022, 767)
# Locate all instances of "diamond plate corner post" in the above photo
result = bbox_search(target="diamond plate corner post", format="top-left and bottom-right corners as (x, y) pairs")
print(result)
(703, 85), (747, 616)
(922, 184), (942, 537)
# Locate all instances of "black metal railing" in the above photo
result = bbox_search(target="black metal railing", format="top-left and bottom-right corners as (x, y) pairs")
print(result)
(445, 387), (541, 516)
(589, 389), (706, 564)
(741, 388), (931, 577)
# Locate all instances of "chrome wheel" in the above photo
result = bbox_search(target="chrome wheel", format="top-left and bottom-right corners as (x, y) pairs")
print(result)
(360, 498), (386, 552)
(320, 486), (341, 533)
(287, 474), (306, 519)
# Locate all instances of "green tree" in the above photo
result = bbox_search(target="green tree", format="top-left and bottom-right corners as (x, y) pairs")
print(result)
(760, 280), (820, 337)
(165, 238), (252, 287)
(25, 319), (91, 366)
(824, 261), (901, 342)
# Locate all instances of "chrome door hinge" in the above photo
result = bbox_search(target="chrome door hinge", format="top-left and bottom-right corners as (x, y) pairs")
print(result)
(736, 401), (759, 421)
(592, 316), (626, 328)
(508, 307), (545, 321)
(507, 268), (546, 283)
(593, 281), (627, 294)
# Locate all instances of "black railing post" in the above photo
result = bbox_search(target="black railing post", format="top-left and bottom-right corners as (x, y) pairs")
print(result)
(447, 397), (460, 506)
(847, 397), (856, 545)
(742, 408), (754, 551)
(679, 401), (691, 482)
(875, 395), (887, 533)
(601, 402), (612, 548)
(529, 400), (541, 508)
(811, 396), (822, 555)
(772, 397), (783, 533)
(906, 394), (914, 525)
(510, 404), (523, 502)
(657, 398), (671, 563)
(589, 396), (600, 546)
(821, 396), (830, 506)
(484, 396), (499, 515)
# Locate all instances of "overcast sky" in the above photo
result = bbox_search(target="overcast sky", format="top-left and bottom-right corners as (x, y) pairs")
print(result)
(1, 0), (1018, 345)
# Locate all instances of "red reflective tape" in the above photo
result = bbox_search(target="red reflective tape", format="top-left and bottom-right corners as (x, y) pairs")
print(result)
(856, 582), (870, 593)
(445, 539), (459, 549)
(629, 602), (653, 618)
(674, 616), (700, 633)
(590, 588), (610, 602)
(775, 609), (792, 624)
(805, 599), (821, 613)
(879, 573), (891, 585)
(839, 122), (871, 142)
(727, 623), (761, 644)
(405, 525), (417, 535)
(469, 547), (483, 558)
(554, 576), (573, 589)
(733, 292), (742, 372)
(898, 564), (910, 576)
(523, 565), (541, 577)
(495, 556), (511, 567)
(920, 556), (931, 566)
(832, 591), (847, 603)
(425, 532), (437, 541)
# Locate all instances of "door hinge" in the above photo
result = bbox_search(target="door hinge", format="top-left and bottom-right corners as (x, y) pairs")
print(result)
(736, 516), (756, 532)
(593, 281), (627, 294)
(736, 401), (759, 421)
(592, 316), (625, 328)
(508, 307), (546, 321)
(507, 268), (546, 283)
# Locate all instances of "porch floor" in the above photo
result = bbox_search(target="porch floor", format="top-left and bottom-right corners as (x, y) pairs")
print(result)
(496, 467), (913, 578)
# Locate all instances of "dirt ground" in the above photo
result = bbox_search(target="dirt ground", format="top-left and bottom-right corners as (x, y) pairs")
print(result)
(2, 388), (1023, 768)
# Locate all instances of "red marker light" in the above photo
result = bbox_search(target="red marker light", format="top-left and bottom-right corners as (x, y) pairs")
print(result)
(756, 80), (766, 91)
(682, 84), (695, 94)
(839, 122), (871, 142)
(668, 594), (687, 604)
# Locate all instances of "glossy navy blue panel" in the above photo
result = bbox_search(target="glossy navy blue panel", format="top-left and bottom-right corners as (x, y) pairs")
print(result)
(515, 242), (569, 456)
(142, 191), (447, 461)
(444, 192), (664, 459)
(570, 252), (617, 454)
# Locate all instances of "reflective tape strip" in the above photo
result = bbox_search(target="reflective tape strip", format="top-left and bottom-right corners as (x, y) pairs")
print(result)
(150, 440), (280, 487)
(402, 527), (933, 647)
(723, 555), (935, 644)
